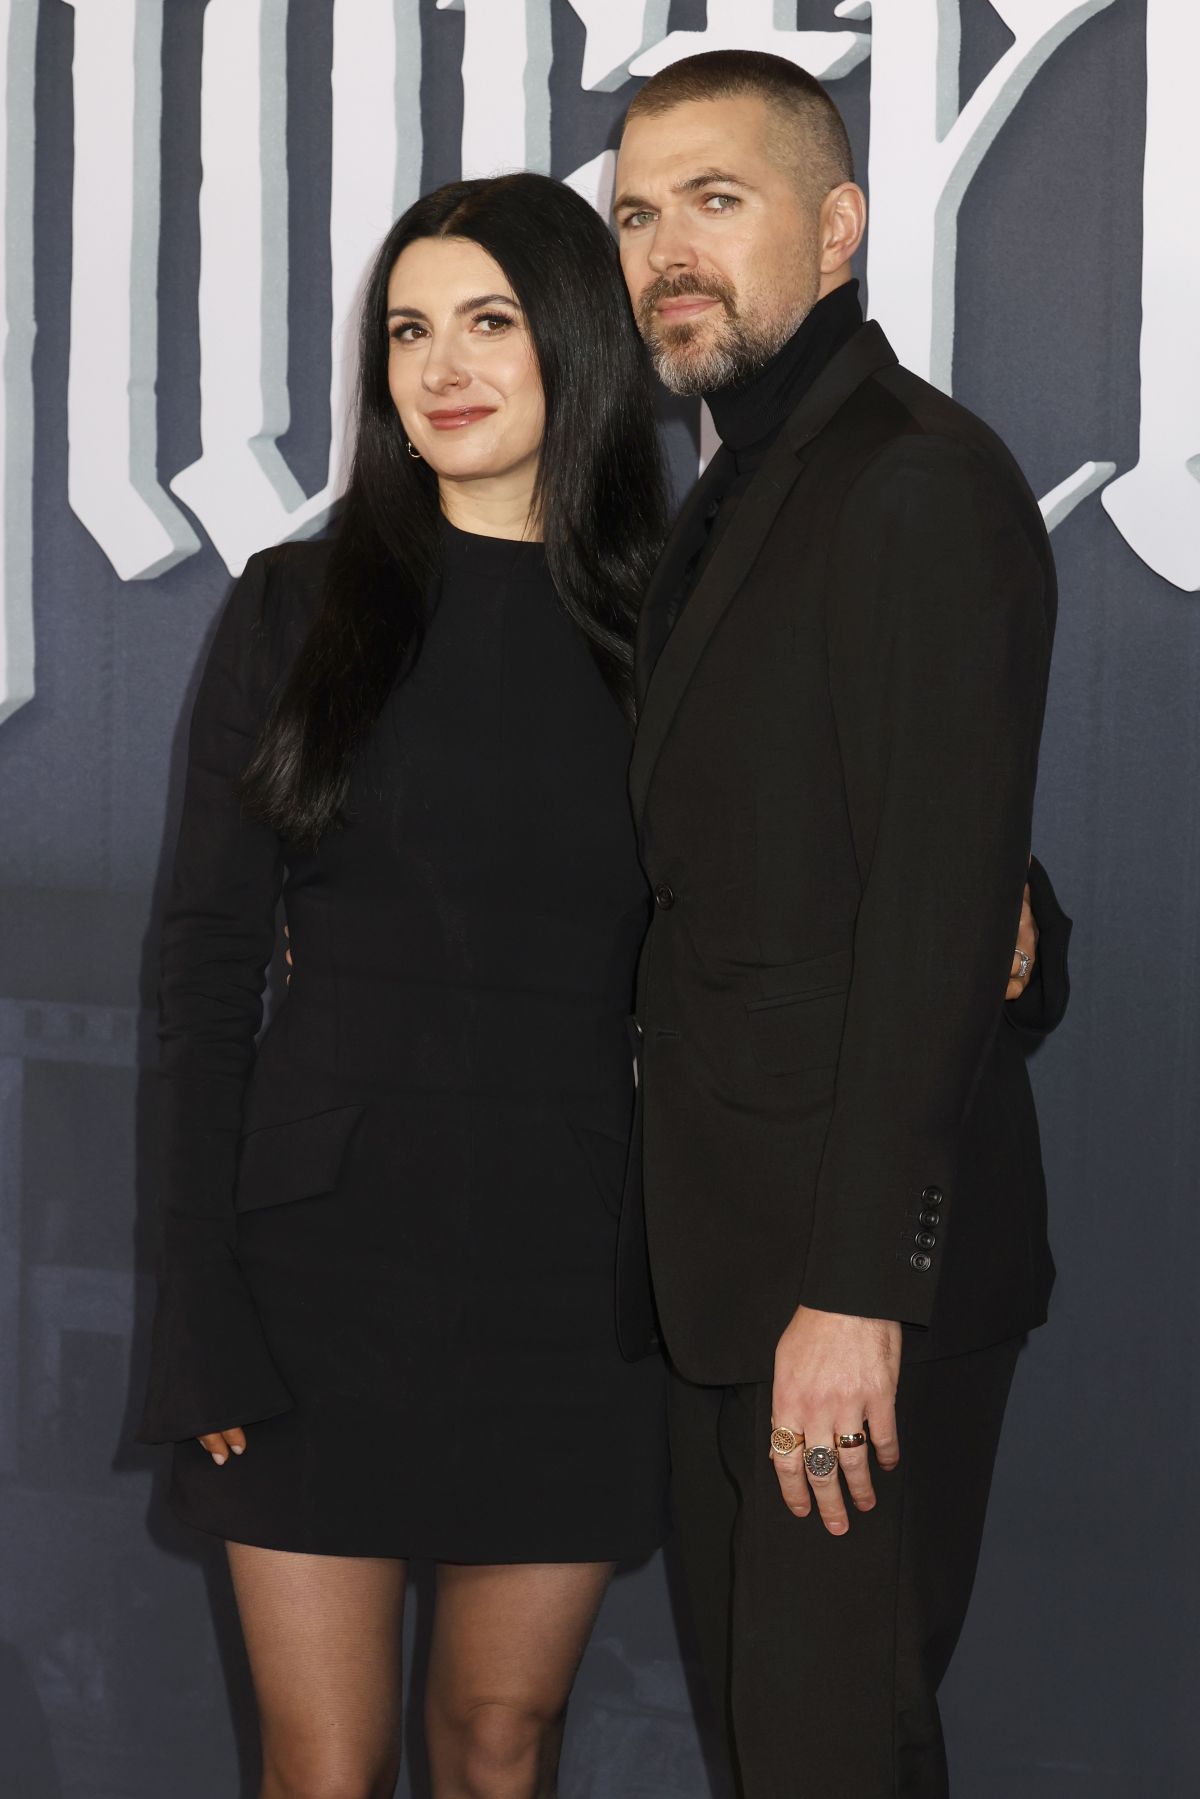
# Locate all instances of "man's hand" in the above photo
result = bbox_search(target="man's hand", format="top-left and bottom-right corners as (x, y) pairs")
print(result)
(197, 1426), (246, 1466)
(771, 1306), (901, 1535)
(1006, 878), (1038, 1000)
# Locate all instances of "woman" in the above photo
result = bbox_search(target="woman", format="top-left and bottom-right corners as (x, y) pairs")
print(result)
(137, 173), (669, 1799)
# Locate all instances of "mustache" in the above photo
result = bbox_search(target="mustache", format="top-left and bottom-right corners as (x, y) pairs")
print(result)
(636, 271), (738, 330)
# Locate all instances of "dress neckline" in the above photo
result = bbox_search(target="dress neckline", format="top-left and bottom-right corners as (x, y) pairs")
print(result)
(439, 513), (546, 578)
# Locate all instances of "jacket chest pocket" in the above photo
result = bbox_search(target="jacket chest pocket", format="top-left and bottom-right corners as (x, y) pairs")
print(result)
(234, 1104), (365, 1213)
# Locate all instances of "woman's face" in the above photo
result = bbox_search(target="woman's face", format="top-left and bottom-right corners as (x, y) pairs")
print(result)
(386, 237), (545, 489)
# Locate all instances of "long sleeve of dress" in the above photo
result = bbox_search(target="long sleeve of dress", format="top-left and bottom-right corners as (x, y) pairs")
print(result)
(136, 552), (293, 1444)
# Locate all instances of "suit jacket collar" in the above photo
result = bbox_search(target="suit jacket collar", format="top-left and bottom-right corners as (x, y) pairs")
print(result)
(629, 322), (898, 827)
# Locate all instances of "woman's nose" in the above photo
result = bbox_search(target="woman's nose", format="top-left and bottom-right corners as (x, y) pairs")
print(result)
(422, 350), (467, 392)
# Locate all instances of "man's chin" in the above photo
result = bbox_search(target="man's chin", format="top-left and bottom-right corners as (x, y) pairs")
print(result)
(649, 338), (725, 397)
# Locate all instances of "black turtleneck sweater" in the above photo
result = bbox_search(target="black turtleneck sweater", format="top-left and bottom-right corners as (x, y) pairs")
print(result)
(663, 279), (864, 630)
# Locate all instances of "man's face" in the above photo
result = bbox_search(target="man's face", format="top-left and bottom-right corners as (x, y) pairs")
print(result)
(614, 95), (824, 395)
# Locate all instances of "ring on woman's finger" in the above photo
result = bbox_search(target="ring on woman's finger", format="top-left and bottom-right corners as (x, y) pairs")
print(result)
(802, 1444), (839, 1480)
(770, 1426), (804, 1457)
(1014, 949), (1031, 980)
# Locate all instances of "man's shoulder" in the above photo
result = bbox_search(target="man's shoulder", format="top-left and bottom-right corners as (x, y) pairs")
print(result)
(854, 360), (1035, 506)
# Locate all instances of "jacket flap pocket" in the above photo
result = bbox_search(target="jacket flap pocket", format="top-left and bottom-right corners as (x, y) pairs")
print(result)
(754, 946), (852, 1003)
(235, 1104), (365, 1213)
(745, 990), (847, 1079)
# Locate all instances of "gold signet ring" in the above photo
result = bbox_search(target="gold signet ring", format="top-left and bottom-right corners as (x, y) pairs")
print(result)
(770, 1427), (803, 1457)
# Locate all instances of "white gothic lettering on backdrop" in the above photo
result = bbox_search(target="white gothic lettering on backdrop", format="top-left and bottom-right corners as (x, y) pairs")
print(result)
(1, 0), (1197, 725)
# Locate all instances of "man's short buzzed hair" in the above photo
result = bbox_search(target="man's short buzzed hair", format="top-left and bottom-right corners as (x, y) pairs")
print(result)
(624, 49), (854, 200)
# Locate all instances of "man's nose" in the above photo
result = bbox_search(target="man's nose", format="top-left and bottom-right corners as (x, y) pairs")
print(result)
(646, 220), (699, 276)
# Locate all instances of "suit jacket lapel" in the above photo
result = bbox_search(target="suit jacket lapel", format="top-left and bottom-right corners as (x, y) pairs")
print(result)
(629, 322), (899, 827)
(635, 448), (733, 711)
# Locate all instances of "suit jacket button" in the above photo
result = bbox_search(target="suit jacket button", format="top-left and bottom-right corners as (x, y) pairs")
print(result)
(654, 883), (676, 909)
(921, 1185), (943, 1204)
(916, 1230), (937, 1249)
(911, 1252), (932, 1272)
(920, 1209), (941, 1226)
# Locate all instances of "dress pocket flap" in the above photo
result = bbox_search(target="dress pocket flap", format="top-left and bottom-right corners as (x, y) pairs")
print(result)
(234, 1104), (365, 1213)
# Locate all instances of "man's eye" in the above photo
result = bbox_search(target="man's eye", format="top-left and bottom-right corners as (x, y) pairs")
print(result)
(703, 194), (739, 213)
(621, 211), (655, 230)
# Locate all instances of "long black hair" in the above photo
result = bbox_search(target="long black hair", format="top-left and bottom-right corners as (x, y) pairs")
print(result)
(241, 172), (668, 846)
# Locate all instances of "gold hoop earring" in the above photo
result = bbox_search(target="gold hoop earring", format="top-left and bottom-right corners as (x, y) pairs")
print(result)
(405, 440), (422, 461)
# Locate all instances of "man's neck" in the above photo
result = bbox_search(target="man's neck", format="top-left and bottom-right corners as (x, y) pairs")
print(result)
(705, 280), (864, 466)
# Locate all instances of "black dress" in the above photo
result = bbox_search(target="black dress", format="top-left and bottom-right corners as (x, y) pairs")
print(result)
(140, 520), (667, 1562)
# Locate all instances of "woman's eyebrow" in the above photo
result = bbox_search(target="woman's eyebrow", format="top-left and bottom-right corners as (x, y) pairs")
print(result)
(386, 294), (520, 322)
(455, 292), (520, 314)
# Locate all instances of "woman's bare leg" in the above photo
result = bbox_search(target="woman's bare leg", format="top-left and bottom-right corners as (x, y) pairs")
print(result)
(424, 1560), (614, 1799)
(227, 1542), (407, 1799)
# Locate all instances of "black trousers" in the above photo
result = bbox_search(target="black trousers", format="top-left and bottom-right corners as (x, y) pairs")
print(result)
(668, 1336), (1024, 1798)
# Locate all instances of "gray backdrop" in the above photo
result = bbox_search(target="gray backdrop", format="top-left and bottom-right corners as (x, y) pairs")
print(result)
(1, 3), (1197, 1795)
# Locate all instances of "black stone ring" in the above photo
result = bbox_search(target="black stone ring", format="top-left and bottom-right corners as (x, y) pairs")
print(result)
(802, 1444), (839, 1480)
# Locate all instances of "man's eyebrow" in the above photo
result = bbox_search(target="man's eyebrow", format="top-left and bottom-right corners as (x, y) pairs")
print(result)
(673, 169), (755, 195)
(613, 171), (756, 213)
(386, 293), (520, 321)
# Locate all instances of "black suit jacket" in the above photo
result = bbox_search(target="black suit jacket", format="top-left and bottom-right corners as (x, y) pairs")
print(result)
(622, 321), (1068, 1385)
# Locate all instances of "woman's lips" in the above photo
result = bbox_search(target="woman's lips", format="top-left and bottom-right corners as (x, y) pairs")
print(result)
(425, 407), (497, 430)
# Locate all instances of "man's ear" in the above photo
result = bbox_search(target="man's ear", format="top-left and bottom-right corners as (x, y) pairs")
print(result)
(819, 183), (867, 281)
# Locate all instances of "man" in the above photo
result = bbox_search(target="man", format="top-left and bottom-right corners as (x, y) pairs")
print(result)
(612, 50), (1071, 1796)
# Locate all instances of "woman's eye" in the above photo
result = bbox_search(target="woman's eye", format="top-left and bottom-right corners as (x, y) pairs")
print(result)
(389, 323), (424, 344)
(475, 313), (514, 334)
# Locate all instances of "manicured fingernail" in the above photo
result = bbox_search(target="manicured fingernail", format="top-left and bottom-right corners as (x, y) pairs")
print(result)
(231, 1444), (245, 1455)
(212, 1452), (227, 1465)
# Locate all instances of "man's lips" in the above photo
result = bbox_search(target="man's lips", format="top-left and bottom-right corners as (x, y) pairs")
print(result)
(655, 296), (720, 320)
(424, 407), (497, 430)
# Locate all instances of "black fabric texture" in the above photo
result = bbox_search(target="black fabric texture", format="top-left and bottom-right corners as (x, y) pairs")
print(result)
(667, 1337), (1024, 1798)
(631, 323), (1062, 1383)
(139, 524), (667, 1561)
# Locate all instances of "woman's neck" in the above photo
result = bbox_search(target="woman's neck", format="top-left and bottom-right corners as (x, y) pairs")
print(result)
(438, 470), (542, 542)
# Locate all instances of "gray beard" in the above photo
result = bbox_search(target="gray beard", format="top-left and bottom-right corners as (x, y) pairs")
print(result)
(648, 300), (813, 398)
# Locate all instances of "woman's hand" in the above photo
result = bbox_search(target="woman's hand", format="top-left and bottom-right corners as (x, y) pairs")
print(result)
(197, 1426), (247, 1466)
(1006, 879), (1038, 999)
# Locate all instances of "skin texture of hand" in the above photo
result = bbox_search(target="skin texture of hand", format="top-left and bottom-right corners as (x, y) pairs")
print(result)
(771, 1306), (902, 1535)
(1006, 877), (1038, 1000)
(197, 1426), (247, 1466)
